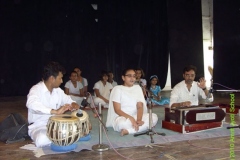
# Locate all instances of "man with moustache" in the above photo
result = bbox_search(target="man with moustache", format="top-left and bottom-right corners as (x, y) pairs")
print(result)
(169, 65), (213, 109)
(165, 65), (213, 124)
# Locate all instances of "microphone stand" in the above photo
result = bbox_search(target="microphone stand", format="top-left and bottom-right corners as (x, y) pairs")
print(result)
(80, 93), (109, 151)
(90, 100), (109, 152)
(133, 94), (165, 143)
(227, 125), (240, 129)
(81, 93), (108, 131)
(205, 79), (240, 130)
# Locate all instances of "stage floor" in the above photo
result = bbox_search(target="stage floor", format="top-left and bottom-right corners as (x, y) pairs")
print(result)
(1, 91), (240, 160)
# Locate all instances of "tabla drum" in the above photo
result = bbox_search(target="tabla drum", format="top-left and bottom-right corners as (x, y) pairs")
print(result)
(47, 115), (81, 146)
(71, 110), (90, 137)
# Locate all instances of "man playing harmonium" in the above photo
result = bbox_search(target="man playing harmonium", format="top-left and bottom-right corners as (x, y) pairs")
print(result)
(166, 65), (213, 124)
(170, 65), (213, 109)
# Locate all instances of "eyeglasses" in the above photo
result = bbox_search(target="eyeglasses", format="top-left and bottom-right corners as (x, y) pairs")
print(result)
(184, 74), (195, 77)
(125, 74), (136, 78)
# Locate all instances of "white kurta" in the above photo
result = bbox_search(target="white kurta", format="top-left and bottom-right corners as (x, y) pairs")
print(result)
(81, 77), (88, 87)
(169, 80), (214, 107)
(110, 80), (118, 87)
(65, 80), (84, 106)
(134, 78), (147, 86)
(106, 85), (158, 134)
(93, 80), (113, 108)
(26, 81), (75, 147)
(65, 80), (83, 95)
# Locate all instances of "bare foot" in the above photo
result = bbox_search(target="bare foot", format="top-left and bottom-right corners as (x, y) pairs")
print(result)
(120, 129), (129, 136)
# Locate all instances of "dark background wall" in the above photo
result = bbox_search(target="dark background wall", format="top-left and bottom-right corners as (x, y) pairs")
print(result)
(168, 0), (204, 87)
(0, 0), (223, 97)
(213, 0), (240, 90)
(0, 0), (170, 96)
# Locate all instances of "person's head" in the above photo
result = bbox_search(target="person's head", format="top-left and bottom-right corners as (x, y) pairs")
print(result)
(121, 68), (136, 87)
(100, 70), (108, 82)
(42, 61), (66, 88)
(182, 65), (197, 85)
(108, 71), (114, 81)
(149, 75), (159, 86)
(69, 71), (78, 83)
(135, 68), (145, 79)
(73, 67), (82, 76)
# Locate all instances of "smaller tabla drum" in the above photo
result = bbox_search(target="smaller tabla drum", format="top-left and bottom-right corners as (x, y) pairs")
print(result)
(71, 110), (90, 137)
(47, 115), (81, 146)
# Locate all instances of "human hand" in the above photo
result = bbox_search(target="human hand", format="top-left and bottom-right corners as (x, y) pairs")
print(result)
(70, 102), (80, 111)
(136, 120), (144, 126)
(197, 77), (206, 89)
(55, 104), (70, 114)
(181, 101), (191, 107)
(129, 116), (139, 131)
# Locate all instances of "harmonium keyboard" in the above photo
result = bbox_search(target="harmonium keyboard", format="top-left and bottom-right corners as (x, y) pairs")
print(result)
(162, 105), (226, 133)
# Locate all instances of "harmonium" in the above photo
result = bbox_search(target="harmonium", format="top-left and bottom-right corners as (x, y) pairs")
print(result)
(217, 103), (240, 115)
(162, 105), (226, 133)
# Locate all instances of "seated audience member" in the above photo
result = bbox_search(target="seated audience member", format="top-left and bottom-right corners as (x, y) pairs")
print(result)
(147, 75), (170, 106)
(134, 68), (147, 97)
(64, 71), (85, 106)
(93, 70), (113, 108)
(26, 62), (80, 147)
(170, 65), (213, 109)
(106, 68), (158, 136)
(108, 71), (118, 87)
(74, 67), (88, 96)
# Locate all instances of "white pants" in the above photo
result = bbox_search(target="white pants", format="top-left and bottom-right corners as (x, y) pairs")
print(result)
(28, 125), (51, 147)
(113, 113), (158, 134)
(70, 95), (84, 106)
(93, 97), (109, 108)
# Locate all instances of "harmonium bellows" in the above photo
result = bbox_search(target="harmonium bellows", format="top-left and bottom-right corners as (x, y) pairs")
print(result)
(172, 105), (226, 125)
(162, 105), (226, 133)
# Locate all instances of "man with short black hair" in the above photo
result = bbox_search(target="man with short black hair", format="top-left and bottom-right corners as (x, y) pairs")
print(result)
(26, 61), (80, 147)
(169, 65), (213, 109)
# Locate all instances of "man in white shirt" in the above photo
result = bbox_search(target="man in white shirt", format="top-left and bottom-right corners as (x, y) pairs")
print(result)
(26, 62), (80, 147)
(167, 65), (213, 123)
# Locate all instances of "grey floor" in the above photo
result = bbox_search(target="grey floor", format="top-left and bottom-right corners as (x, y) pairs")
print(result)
(0, 91), (240, 160)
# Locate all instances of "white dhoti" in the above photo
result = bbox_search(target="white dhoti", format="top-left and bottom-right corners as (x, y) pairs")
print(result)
(28, 124), (51, 147)
(70, 95), (84, 106)
(114, 113), (158, 134)
(93, 97), (109, 108)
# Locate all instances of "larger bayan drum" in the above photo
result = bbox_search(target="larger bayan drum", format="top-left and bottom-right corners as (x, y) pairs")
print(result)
(47, 115), (81, 146)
